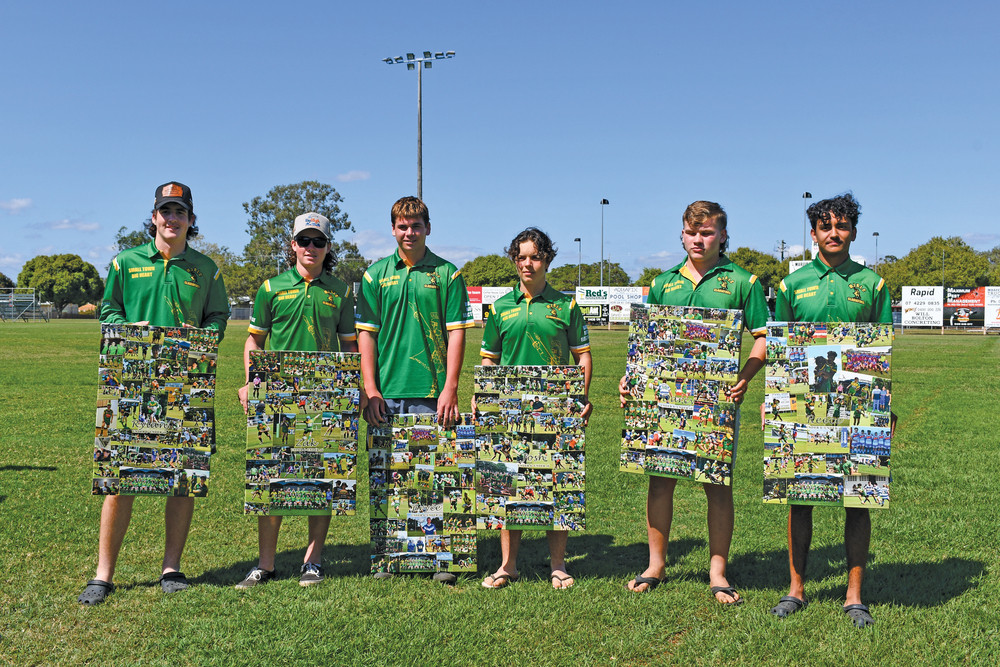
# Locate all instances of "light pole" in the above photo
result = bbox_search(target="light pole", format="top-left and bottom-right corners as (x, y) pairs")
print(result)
(574, 238), (582, 286)
(872, 231), (880, 270)
(383, 51), (455, 200)
(802, 192), (812, 259)
(600, 199), (610, 286)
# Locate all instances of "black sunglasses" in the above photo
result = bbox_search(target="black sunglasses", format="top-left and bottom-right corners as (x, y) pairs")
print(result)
(295, 236), (328, 248)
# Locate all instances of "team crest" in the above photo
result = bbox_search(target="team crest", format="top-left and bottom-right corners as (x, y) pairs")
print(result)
(547, 303), (562, 318)
(848, 283), (867, 303)
(714, 275), (733, 295)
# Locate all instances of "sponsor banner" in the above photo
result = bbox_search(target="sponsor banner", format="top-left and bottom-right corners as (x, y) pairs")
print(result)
(579, 303), (609, 326)
(608, 287), (644, 323)
(789, 260), (810, 274)
(986, 286), (1000, 329)
(901, 286), (943, 327)
(576, 286), (608, 305)
(944, 286), (985, 327)
(467, 286), (483, 304)
(482, 287), (513, 305)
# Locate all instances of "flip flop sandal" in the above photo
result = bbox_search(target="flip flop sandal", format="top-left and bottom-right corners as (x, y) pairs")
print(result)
(843, 603), (875, 628)
(78, 580), (114, 606)
(481, 573), (519, 589)
(159, 571), (189, 593)
(770, 595), (807, 618)
(550, 572), (575, 589)
(626, 575), (663, 593)
(710, 585), (744, 605)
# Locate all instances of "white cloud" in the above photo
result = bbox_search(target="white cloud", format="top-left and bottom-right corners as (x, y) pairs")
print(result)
(0, 253), (25, 269)
(963, 233), (1000, 248)
(336, 170), (371, 183)
(52, 219), (100, 232)
(0, 198), (32, 214)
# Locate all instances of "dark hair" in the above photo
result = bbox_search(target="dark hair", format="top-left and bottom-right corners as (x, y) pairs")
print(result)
(146, 209), (199, 239)
(391, 196), (430, 226)
(682, 200), (728, 253)
(505, 227), (557, 266)
(284, 239), (335, 273)
(807, 193), (860, 229)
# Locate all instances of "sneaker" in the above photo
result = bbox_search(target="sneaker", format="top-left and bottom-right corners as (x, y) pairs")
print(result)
(235, 567), (274, 590)
(299, 562), (324, 587)
(432, 571), (457, 584)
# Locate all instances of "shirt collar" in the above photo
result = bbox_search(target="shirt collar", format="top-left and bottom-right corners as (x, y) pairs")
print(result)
(146, 240), (189, 261)
(673, 255), (734, 284)
(513, 283), (557, 304)
(393, 247), (436, 270)
(285, 267), (334, 288)
(811, 256), (860, 279)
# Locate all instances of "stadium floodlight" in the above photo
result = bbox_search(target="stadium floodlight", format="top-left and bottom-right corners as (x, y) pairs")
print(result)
(382, 50), (456, 200)
(802, 192), (812, 260)
(600, 199), (610, 286)
(872, 231), (880, 270)
(574, 238), (582, 287)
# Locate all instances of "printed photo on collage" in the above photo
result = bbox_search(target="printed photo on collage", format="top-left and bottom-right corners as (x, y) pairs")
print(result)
(473, 365), (587, 532)
(94, 324), (218, 497)
(763, 321), (893, 509)
(620, 304), (744, 487)
(244, 350), (361, 516)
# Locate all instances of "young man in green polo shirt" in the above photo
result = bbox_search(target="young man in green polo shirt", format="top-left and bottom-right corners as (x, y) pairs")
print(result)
(620, 201), (767, 604)
(235, 212), (358, 589)
(79, 182), (229, 606)
(769, 193), (891, 628)
(357, 196), (474, 582)
(479, 228), (593, 590)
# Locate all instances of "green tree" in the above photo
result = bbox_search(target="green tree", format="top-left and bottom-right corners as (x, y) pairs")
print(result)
(460, 255), (517, 287)
(634, 267), (663, 287)
(17, 254), (104, 312)
(107, 222), (151, 270)
(0, 271), (14, 289)
(242, 181), (352, 273)
(983, 245), (1000, 286)
(877, 237), (990, 301)
(547, 262), (630, 291)
(330, 240), (369, 286)
(728, 247), (783, 295)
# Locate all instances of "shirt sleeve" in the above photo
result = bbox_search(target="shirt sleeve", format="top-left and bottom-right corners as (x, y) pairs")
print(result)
(355, 269), (381, 333)
(338, 287), (357, 342)
(445, 267), (475, 330)
(99, 255), (127, 324)
(201, 266), (230, 339)
(743, 275), (769, 337)
(248, 281), (272, 336)
(646, 276), (662, 306)
(479, 304), (501, 360)
(872, 277), (892, 324)
(775, 279), (793, 321)
(568, 299), (591, 353)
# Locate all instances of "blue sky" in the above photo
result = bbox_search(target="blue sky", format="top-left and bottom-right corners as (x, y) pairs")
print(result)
(2, 1), (997, 282)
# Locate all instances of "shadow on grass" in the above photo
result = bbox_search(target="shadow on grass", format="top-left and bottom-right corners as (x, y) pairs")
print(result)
(0, 465), (58, 472)
(731, 546), (984, 606)
(191, 542), (374, 586)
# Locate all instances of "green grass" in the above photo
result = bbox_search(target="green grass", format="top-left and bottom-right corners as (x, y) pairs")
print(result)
(1, 321), (998, 665)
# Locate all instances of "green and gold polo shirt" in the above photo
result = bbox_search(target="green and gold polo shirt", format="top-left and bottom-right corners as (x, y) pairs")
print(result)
(776, 257), (891, 324)
(248, 268), (356, 352)
(480, 283), (591, 366)
(356, 248), (474, 398)
(647, 256), (768, 336)
(100, 241), (229, 337)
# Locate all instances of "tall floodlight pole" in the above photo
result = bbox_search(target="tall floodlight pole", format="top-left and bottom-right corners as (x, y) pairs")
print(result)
(574, 238), (582, 286)
(872, 231), (880, 270)
(600, 199), (610, 286)
(383, 51), (455, 200)
(802, 192), (812, 259)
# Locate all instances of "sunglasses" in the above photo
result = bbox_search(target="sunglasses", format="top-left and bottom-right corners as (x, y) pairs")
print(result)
(294, 236), (328, 248)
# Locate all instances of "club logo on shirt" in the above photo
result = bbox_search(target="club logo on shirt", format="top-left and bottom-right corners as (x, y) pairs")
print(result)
(423, 273), (440, 289)
(848, 282), (868, 304)
(714, 275), (733, 295)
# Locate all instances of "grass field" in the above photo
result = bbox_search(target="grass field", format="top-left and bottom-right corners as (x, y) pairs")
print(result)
(1, 320), (998, 665)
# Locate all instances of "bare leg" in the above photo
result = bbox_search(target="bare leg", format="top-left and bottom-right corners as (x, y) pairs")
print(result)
(627, 475), (675, 591)
(162, 496), (194, 574)
(485, 529), (521, 586)
(257, 515), (283, 570)
(548, 530), (573, 588)
(304, 514), (332, 564)
(844, 507), (870, 606)
(704, 483), (738, 602)
(787, 505), (813, 600)
(95, 495), (135, 582)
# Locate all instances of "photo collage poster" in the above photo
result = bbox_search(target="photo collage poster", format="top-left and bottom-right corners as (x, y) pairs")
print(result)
(94, 324), (218, 497)
(473, 365), (587, 531)
(244, 350), (361, 516)
(763, 321), (893, 509)
(369, 414), (478, 576)
(621, 305), (744, 487)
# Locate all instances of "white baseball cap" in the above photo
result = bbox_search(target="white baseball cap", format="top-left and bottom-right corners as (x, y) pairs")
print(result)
(292, 212), (332, 240)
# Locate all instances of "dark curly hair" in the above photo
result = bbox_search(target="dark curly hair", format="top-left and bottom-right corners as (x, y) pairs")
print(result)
(284, 238), (335, 273)
(145, 209), (200, 240)
(807, 193), (861, 229)
(505, 227), (557, 266)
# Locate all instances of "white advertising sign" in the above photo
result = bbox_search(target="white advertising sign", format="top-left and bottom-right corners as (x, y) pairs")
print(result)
(985, 286), (1000, 329)
(608, 286), (643, 323)
(901, 286), (943, 327)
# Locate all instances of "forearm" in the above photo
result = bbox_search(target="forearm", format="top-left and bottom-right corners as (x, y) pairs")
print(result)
(444, 328), (466, 392)
(738, 335), (767, 384)
(572, 350), (593, 401)
(358, 331), (381, 396)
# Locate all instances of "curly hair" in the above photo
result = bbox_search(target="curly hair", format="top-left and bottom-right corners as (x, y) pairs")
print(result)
(505, 227), (558, 266)
(682, 200), (728, 253)
(807, 193), (861, 229)
(146, 210), (199, 240)
(284, 238), (335, 273)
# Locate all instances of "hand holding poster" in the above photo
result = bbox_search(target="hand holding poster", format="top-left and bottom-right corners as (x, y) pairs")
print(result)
(620, 304), (744, 486)
(94, 324), (218, 497)
(763, 321), (893, 509)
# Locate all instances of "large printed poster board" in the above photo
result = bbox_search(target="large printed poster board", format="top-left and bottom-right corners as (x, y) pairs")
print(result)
(244, 350), (361, 516)
(369, 415), (478, 576)
(763, 322), (893, 509)
(473, 366), (587, 531)
(94, 324), (218, 497)
(620, 305), (744, 486)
